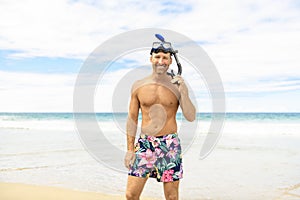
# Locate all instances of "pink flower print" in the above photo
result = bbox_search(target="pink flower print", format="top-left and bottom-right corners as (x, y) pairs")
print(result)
(148, 136), (161, 147)
(166, 147), (178, 159)
(147, 135), (155, 141)
(165, 134), (173, 148)
(133, 167), (146, 177)
(172, 137), (179, 147)
(155, 148), (161, 155)
(155, 148), (165, 158)
(138, 149), (157, 168)
(161, 169), (174, 182)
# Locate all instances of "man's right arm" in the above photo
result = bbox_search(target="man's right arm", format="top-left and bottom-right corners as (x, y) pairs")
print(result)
(124, 87), (140, 169)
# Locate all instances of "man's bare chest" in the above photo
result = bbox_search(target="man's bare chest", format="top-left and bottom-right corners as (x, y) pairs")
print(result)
(137, 84), (179, 107)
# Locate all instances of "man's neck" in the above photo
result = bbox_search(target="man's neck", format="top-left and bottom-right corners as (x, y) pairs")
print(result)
(151, 72), (169, 82)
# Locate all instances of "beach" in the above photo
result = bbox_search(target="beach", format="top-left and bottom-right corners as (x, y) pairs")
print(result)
(0, 182), (128, 200)
(1, 113), (300, 199)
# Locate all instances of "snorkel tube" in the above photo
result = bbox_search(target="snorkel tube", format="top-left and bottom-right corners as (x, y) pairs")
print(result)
(154, 34), (182, 77)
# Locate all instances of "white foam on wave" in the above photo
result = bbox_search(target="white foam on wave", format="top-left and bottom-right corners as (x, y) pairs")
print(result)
(0, 119), (76, 131)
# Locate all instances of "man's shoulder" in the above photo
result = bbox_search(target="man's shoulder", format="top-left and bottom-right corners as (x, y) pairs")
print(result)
(131, 76), (150, 93)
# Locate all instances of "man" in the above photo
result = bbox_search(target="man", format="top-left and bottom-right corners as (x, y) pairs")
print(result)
(124, 37), (196, 200)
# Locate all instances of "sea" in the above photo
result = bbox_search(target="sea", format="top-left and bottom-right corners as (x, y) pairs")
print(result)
(1, 112), (300, 200)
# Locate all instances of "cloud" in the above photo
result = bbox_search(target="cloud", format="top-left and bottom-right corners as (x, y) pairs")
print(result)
(226, 79), (300, 94)
(1, 0), (298, 75)
(0, 0), (299, 112)
(0, 0), (196, 59)
(0, 71), (76, 112)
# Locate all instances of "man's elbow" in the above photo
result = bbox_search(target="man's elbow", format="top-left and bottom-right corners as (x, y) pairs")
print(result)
(184, 111), (196, 122)
(186, 115), (195, 122)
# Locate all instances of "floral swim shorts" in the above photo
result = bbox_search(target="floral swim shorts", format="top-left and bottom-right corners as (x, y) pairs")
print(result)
(128, 133), (183, 182)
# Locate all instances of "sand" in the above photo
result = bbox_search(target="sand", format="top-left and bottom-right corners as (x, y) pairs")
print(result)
(0, 182), (153, 200)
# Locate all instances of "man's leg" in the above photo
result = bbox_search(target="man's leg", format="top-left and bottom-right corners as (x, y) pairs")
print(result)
(126, 176), (148, 200)
(163, 181), (180, 200)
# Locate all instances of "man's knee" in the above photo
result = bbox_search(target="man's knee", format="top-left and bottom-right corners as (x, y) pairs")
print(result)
(165, 193), (178, 200)
(126, 191), (140, 200)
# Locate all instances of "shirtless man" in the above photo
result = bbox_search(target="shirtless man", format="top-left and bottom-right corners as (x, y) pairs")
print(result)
(124, 40), (196, 200)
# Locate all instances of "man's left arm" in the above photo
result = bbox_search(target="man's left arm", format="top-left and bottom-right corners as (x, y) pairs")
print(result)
(171, 75), (196, 122)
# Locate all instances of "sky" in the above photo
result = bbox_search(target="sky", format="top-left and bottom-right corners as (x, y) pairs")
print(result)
(0, 0), (299, 112)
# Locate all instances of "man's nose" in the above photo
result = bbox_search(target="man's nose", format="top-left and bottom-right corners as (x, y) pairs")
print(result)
(158, 58), (164, 64)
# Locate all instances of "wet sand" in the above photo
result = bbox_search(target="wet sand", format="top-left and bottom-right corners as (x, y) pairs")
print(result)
(0, 182), (154, 200)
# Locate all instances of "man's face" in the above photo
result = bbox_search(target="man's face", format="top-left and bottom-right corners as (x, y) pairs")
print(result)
(150, 51), (172, 74)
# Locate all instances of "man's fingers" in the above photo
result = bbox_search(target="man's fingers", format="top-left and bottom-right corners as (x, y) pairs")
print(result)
(171, 76), (184, 84)
(125, 158), (131, 169)
(125, 160), (130, 169)
(124, 152), (136, 169)
(170, 77), (176, 83)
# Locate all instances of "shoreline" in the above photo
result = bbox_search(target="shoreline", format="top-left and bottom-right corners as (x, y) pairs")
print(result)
(0, 182), (122, 200)
(0, 182), (154, 200)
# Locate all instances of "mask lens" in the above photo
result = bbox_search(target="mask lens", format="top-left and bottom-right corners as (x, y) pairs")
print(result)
(152, 42), (172, 50)
(152, 42), (162, 49)
(162, 42), (171, 48)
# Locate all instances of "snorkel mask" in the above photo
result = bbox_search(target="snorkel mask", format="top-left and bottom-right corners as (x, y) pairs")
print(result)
(150, 34), (182, 77)
(150, 41), (173, 55)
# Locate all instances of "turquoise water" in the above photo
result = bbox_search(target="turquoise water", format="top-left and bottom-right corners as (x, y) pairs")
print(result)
(1, 112), (300, 122)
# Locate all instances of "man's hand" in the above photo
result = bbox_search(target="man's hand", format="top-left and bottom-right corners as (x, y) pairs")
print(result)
(124, 150), (136, 169)
(171, 75), (188, 95)
(171, 75), (196, 121)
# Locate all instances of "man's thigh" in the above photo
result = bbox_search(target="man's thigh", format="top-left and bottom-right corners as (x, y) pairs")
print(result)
(126, 176), (148, 196)
(163, 181), (180, 199)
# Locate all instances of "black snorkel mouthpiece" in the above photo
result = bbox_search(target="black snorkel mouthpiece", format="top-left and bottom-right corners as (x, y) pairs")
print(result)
(152, 34), (182, 77)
